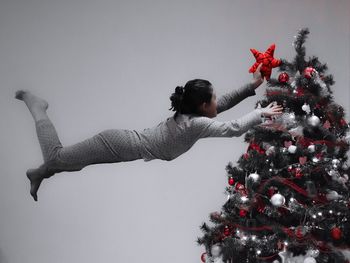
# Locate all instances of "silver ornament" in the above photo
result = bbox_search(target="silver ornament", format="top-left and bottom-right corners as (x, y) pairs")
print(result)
(307, 115), (320, 127)
(332, 159), (340, 168)
(248, 172), (260, 183)
(270, 193), (286, 207)
(307, 144), (315, 153)
(303, 257), (317, 263)
(302, 103), (311, 114)
(326, 190), (342, 201)
(288, 145), (297, 154)
(306, 248), (320, 258)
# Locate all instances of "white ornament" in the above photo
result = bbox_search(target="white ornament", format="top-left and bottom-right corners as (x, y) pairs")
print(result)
(312, 157), (319, 163)
(332, 159), (340, 168)
(326, 190), (342, 201)
(303, 257), (316, 263)
(307, 115), (321, 127)
(248, 172), (260, 183)
(302, 103), (311, 114)
(270, 193), (286, 207)
(288, 145), (297, 154)
(307, 144), (315, 153)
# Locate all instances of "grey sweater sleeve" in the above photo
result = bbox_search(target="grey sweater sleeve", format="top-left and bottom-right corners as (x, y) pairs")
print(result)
(192, 108), (263, 139)
(216, 82), (256, 114)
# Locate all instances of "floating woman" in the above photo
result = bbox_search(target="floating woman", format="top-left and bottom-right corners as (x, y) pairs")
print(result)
(15, 63), (283, 201)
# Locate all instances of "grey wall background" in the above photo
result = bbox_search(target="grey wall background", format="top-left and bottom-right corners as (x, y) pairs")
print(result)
(0, 0), (349, 262)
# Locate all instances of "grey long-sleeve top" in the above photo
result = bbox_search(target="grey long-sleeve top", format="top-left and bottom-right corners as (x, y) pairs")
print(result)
(130, 83), (263, 162)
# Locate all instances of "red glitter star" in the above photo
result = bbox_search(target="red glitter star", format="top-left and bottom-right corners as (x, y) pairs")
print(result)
(248, 43), (281, 80)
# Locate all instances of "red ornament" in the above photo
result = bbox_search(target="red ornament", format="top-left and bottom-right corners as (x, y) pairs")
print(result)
(340, 118), (348, 127)
(303, 67), (317, 79)
(224, 225), (231, 236)
(239, 209), (248, 217)
(299, 156), (307, 165)
(248, 43), (281, 80)
(331, 227), (342, 240)
(323, 120), (331, 129)
(200, 252), (207, 263)
(243, 153), (250, 159)
(295, 167), (303, 178)
(228, 177), (235, 186)
(278, 72), (290, 83)
(295, 86), (304, 96)
(295, 225), (307, 239)
(235, 183), (244, 190)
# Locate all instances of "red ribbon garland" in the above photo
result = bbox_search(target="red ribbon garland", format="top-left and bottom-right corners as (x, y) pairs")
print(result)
(247, 141), (266, 154)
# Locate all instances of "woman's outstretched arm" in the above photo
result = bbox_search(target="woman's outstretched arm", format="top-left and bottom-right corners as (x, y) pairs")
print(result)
(192, 102), (283, 139)
(216, 63), (264, 114)
(216, 82), (257, 114)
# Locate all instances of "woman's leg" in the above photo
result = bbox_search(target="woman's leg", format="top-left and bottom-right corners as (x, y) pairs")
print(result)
(15, 90), (141, 201)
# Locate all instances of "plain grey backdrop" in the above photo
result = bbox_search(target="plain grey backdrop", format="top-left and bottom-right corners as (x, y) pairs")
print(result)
(1, 0), (349, 262)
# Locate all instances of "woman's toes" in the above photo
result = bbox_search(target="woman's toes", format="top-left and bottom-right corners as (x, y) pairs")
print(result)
(26, 168), (45, 202)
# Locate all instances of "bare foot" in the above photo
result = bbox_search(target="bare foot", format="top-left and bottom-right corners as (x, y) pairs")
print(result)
(15, 89), (49, 112)
(26, 164), (52, 202)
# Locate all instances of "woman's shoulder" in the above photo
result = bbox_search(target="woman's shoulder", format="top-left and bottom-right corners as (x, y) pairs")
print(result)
(173, 112), (212, 128)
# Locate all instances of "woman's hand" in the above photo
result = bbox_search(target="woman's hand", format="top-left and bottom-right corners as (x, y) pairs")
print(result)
(251, 63), (264, 89)
(261, 102), (283, 117)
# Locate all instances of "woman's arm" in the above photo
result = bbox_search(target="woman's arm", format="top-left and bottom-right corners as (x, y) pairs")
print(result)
(193, 108), (264, 139)
(216, 63), (264, 114)
(216, 82), (257, 114)
(193, 102), (283, 139)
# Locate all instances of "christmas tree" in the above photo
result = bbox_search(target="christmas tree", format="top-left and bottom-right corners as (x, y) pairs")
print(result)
(197, 28), (350, 263)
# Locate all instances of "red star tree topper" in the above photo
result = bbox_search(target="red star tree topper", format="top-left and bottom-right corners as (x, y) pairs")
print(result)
(248, 43), (281, 80)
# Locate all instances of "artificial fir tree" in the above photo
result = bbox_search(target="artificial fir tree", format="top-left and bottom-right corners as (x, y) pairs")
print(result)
(197, 28), (350, 263)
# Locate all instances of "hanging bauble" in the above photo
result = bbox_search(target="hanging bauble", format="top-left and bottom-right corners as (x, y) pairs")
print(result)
(306, 248), (320, 258)
(228, 177), (235, 185)
(299, 156), (307, 165)
(239, 209), (247, 217)
(307, 144), (316, 153)
(200, 252), (207, 263)
(248, 171), (260, 183)
(288, 145), (297, 154)
(303, 257), (317, 263)
(332, 158), (340, 168)
(312, 156), (320, 163)
(303, 67), (317, 79)
(223, 225), (231, 236)
(295, 225), (308, 239)
(270, 193), (286, 207)
(295, 167), (303, 178)
(235, 183), (244, 190)
(301, 103), (311, 114)
(210, 244), (223, 259)
(278, 72), (290, 83)
(331, 227), (342, 240)
(323, 120), (331, 129)
(307, 114), (321, 127)
(326, 190), (341, 201)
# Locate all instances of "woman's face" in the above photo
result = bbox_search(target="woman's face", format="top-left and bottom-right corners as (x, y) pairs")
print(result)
(199, 90), (217, 118)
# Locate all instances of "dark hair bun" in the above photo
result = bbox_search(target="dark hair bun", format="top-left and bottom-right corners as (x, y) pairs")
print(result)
(175, 86), (184, 95)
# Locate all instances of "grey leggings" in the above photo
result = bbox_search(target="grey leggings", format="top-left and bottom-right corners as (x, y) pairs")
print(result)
(35, 118), (142, 174)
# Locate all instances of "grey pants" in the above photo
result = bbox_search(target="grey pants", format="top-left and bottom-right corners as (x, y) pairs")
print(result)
(34, 118), (142, 174)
